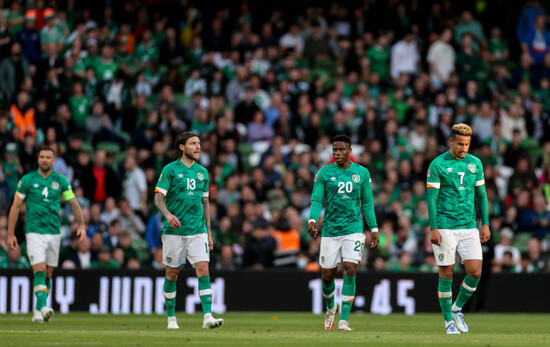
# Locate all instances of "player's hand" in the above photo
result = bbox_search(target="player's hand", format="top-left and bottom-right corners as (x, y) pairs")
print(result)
(76, 224), (87, 243)
(308, 221), (318, 238)
(370, 232), (379, 248)
(430, 229), (442, 246)
(7, 234), (18, 250)
(480, 224), (491, 243)
(208, 235), (214, 251)
(166, 213), (181, 229)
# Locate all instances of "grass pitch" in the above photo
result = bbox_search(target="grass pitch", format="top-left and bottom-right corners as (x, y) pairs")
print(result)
(1, 312), (549, 346)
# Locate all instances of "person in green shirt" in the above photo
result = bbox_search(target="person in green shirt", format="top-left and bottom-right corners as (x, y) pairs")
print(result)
(0, 246), (30, 269)
(366, 35), (390, 82)
(154, 132), (223, 330)
(93, 45), (118, 82)
(68, 80), (89, 130)
(90, 245), (120, 269)
(427, 124), (491, 335)
(7, 146), (86, 323)
(308, 135), (379, 331)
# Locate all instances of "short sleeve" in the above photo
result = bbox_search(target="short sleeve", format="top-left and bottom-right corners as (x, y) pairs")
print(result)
(61, 175), (75, 201)
(202, 170), (209, 198)
(475, 160), (485, 187)
(15, 175), (28, 200)
(155, 165), (171, 196)
(426, 161), (441, 189)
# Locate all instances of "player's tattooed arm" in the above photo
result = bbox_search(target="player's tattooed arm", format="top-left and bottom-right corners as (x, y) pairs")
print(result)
(203, 197), (213, 250)
(154, 192), (181, 229)
(68, 198), (87, 242)
(68, 198), (85, 225)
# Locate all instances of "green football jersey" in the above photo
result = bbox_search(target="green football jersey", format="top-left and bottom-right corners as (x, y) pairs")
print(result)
(155, 160), (209, 235)
(309, 162), (378, 237)
(426, 151), (485, 230)
(16, 171), (74, 235)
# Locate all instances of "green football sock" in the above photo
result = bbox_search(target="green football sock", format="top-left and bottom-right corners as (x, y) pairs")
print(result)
(438, 277), (453, 323)
(341, 276), (356, 321)
(163, 278), (177, 317)
(322, 280), (335, 310)
(34, 271), (48, 311)
(46, 277), (51, 293)
(198, 276), (213, 315)
(453, 275), (480, 311)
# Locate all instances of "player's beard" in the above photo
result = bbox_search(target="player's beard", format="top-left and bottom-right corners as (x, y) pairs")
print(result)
(183, 150), (198, 162)
(39, 163), (52, 174)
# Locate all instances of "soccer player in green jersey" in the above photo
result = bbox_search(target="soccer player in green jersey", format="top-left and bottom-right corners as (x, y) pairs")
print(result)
(6, 146), (86, 323)
(308, 135), (379, 331)
(426, 124), (491, 334)
(154, 132), (223, 330)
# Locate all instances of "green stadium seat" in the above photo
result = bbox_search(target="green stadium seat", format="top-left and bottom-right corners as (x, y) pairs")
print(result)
(131, 239), (151, 266)
(96, 141), (121, 154)
(513, 232), (533, 253)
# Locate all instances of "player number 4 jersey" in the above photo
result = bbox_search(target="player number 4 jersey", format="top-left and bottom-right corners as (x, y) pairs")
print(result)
(426, 152), (485, 230)
(15, 171), (74, 235)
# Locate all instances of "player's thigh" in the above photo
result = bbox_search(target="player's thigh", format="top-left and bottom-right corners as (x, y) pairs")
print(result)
(162, 234), (187, 268)
(456, 229), (483, 261)
(341, 233), (366, 264)
(432, 229), (458, 266)
(319, 236), (343, 269)
(45, 234), (61, 267)
(26, 233), (48, 266)
(187, 233), (210, 266)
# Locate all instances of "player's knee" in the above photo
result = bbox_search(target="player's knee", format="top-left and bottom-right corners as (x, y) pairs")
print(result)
(469, 269), (482, 279)
(342, 264), (356, 276)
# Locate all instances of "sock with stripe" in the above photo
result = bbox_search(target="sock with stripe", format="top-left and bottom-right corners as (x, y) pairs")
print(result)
(163, 277), (177, 317)
(198, 276), (213, 315)
(452, 275), (480, 311)
(341, 276), (356, 321)
(322, 280), (335, 310)
(438, 277), (453, 323)
(34, 271), (48, 311)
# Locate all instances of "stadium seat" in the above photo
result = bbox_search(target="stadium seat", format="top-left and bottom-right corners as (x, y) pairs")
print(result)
(131, 239), (151, 266)
(513, 232), (533, 253)
(96, 141), (121, 154)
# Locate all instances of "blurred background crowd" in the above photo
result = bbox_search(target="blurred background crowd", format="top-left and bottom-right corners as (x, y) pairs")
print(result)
(0, 0), (549, 274)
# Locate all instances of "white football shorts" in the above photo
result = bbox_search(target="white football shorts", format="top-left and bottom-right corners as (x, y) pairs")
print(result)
(319, 233), (366, 269)
(26, 233), (62, 267)
(432, 228), (482, 266)
(162, 233), (210, 268)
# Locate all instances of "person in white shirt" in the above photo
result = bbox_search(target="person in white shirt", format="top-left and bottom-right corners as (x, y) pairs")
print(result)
(390, 31), (420, 80)
(279, 24), (304, 54)
(122, 155), (147, 214)
(427, 29), (456, 89)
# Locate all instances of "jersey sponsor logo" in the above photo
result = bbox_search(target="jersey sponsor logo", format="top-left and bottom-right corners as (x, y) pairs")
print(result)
(52, 182), (59, 190)
(468, 164), (476, 173)
(197, 172), (204, 181)
(352, 174), (361, 183)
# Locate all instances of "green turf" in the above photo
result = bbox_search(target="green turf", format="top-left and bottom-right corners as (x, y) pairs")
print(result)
(1, 313), (549, 346)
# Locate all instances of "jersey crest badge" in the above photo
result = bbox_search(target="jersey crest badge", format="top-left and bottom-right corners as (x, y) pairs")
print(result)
(52, 182), (59, 190)
(438, 254), (444, 261)
(468, 164), (476, 173)
(197, 172), (204, 181)
(352, 174), (361, 183)
(33, 184), (39, 188)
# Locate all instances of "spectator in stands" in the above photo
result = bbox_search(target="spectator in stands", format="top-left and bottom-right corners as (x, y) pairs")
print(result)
(123, 154), (147, 216)
(390, 30), (419, 80)
(493, 228), (521, 272)
(15, 10), (41, 65)
(118, 200), (145, 241)
(0, 42), (29, 102)
(521, 14), (550, 67)
(90, 245), (120, 269)
(243, 224), (276, 269)
(91, 150), (120, 203)
(520, 195), (550, 237)
(67, 236), (96, 269)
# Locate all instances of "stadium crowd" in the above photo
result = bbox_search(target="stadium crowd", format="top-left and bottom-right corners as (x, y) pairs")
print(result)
(0, 0), (549, 274)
